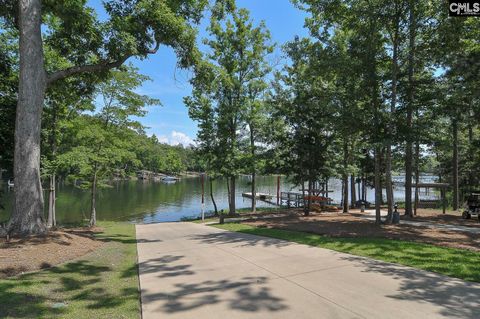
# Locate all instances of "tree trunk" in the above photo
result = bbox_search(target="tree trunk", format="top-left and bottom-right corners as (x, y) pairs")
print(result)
(414, 139), (420, 215)
(374, 147), (382, 224)
(404, 0), (416, 218)
(47, 101), (58, 228)
(343, 140), (349, 213)
(452, 117), (459, 211)
(301, 180), (308, 215)
(361, 173), (366, 202)
(250, 127), (256, 213)
(350, 175), (356, 208)
(385, 8), (399, 223)
(228, 176), (236, 215)
(209, 178), (218, 216)
(90, 169), (98, 227)
(251, 172), (256, 213)
(226, 176), (231, 209)
(8, 0), (47, 235)
(47, 174), (56, 228)
(305, 180), (311, 216)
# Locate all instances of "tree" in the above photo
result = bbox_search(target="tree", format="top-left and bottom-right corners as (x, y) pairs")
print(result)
(59, 66), (158, 226)
(187, 5), (273, 215)
(270, 37), (336, 215)
(3, 0), (220, 235)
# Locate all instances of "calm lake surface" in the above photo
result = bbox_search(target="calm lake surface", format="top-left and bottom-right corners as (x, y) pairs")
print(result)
(0, 175), (438, 224)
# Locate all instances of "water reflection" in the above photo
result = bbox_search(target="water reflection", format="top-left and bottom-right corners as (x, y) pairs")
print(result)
(0, 175), (439, 224)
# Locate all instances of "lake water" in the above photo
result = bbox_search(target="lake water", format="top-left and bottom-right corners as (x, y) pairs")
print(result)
(0, 175), (439, 224)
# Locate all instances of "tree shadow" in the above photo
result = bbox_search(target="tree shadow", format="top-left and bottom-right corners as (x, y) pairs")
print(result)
(99, 233), (162, 244)
(188, 230), (293, 248)
(340, 255), (480, 319)
(245, 214), (480, 251)
(0, 258), (136, 317)
(142, 276), (288, 314)
(136, 255), (195, 278)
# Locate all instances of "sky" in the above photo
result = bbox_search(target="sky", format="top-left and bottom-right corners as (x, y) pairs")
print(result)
(89, 0), (309, 146)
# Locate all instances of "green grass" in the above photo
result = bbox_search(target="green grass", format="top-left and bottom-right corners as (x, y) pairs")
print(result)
(214, 223), (480, 282)
(184, 206), (279, 223)
(0, 221), (140, 318)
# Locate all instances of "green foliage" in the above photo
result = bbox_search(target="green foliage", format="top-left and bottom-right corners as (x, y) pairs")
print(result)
(186, 5), (273, 179)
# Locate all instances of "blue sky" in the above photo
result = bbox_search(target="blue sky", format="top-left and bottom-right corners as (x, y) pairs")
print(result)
(90, 0), (308, 146)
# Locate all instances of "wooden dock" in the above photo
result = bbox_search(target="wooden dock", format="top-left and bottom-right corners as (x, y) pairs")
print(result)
(242, 192), (277, 205)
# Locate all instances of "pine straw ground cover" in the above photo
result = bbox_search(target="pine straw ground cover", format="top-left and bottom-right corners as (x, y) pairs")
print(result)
(0, 222), (140, 319)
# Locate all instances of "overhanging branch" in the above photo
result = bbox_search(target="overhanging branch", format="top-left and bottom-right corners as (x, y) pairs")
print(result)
(46, 41), (160, 86)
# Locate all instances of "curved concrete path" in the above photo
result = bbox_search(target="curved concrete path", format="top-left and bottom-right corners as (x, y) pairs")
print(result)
(136, 222), (480, 319)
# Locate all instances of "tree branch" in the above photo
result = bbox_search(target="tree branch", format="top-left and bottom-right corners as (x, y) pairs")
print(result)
(46, 55), (130, 86)
(46, 41), (161, 86)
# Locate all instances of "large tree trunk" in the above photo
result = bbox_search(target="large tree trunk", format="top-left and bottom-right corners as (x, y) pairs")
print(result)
(228, 176), (236, 215)
(90, 169), (98, 227)
(9, 0), (47, 235)
(452, 117), (459, 211)
(385, 8), (399, 223)
(404, 0), (416, 218)
(209, 178), (218, 216)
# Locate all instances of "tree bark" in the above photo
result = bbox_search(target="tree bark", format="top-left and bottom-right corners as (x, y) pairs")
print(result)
(404, 0), (416, 217)
(209, 178), (218, 216)
(452, 117), (459, 211)
(350, 175), (356, 208)
(414, 139), (420, 215)
(250, 126), (256, 213)
(228, 176), (236, 215)
(47, 101), (58, 228)
(90, 168), (98, 227)
(385, 5), (400, 223)
(343, 140), (349, 213)
(47, 174), (56, 228)
(374, 147), (382, 224)
(9, 0), (48, 235)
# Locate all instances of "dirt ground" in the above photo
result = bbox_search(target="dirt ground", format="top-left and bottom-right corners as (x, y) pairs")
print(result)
(399, 208), (480, 227)
(238, 209), (480, 252)
(0, 228), (103, 278)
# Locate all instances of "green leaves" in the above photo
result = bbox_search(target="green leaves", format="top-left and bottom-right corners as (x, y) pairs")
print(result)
(186, 5), (273, 178)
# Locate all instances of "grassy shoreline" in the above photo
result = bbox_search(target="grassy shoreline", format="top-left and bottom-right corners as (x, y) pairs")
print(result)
(0, 221), (140, 318)
(213, 223), (480, 282)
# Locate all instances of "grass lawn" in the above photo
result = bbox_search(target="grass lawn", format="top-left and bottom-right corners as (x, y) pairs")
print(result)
(0, 221), (140, 319)
(214, 223), (480, 282)
(185, 207), (279, 224)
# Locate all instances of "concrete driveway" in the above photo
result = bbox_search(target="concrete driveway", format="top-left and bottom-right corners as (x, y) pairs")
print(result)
(136, 222), (480, 319)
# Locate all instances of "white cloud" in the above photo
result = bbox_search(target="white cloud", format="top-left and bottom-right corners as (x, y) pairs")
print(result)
(156, 131), (195, 147)
(171, 131), (195, 146)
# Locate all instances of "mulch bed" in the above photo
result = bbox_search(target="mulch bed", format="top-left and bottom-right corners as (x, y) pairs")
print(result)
(238, 209), (480, 252)
(399, 208), (480, 227)
(0, 227), (103, 278)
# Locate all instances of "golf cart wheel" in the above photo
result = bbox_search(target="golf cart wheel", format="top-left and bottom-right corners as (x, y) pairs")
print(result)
(462, 211), (471, 219)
